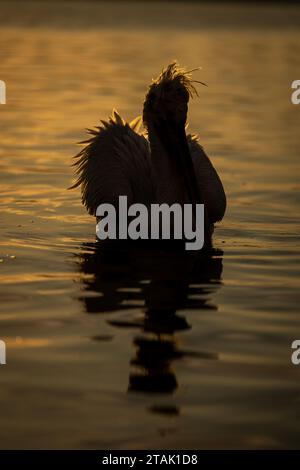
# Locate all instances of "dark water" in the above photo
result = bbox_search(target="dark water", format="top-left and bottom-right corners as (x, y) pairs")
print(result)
(0, 0), (299, 449)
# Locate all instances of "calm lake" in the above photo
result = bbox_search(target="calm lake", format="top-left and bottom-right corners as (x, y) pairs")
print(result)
(0, 0), (299, 449)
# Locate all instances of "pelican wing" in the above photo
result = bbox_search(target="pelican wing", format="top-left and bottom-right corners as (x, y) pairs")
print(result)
(70, 110), (154, 215)
(188, 134), (226, 223)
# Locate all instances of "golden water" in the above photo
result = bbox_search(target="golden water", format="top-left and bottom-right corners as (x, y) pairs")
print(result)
(0, 0), (299, 449)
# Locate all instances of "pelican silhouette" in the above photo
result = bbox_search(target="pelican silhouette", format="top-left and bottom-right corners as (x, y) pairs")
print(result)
(71, 62), (226, 247)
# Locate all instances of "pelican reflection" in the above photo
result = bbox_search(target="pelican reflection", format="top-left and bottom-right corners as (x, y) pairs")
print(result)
(76, 241), (223, 395)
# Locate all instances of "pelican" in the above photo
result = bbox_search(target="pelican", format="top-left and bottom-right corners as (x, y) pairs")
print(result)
(70, 62), (226, 248)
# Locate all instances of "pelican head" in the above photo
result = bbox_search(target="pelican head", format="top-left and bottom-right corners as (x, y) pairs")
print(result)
(143, 62), (208, 225)
(143, 62), (198, 128)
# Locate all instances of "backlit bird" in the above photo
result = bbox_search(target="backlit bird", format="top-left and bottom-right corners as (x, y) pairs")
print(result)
(70, 62), (226, 247)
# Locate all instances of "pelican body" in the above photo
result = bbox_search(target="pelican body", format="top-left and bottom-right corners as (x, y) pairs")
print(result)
(71, 63), (226, 248)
